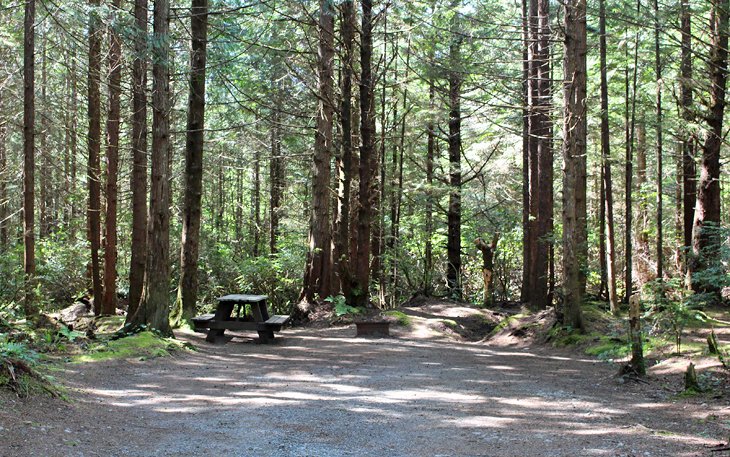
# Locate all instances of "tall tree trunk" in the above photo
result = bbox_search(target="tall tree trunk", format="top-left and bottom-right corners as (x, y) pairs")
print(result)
(624, 0), (641, 302)
(690, 0), (728, 291)
(39, 32), (49, 239)
(354, 0), (375, 307)
(88, 0), (103, 315)
(68, 49), (79, 241)
(270, 106), (282, 255)
(127, 0), (173, 336)
(102, 0), (122, 315)
(391, 37), (409, 305)
(0, 123), (6, 250)
(561, 0), (587, 330)
(599, 0), (618, 313)
(529, 0), (552, 309)
(129, 0), (148, 317)
(23, 0), (37, 318)
(446, 0), (463, 300)
(252, 142), (260, 255)
(679, 0), (695, 277)
(524, 0), (538, 304)
(521, 0), (530, 303)
(334, 0), (355, 296)
(654, 0), (664, 286)
(635, 119), (652, 285)
(424, 78), (435, 296)
(371, 12), (388, 305)
(300, 0), (335, 306)
(174, 0), (208, 325)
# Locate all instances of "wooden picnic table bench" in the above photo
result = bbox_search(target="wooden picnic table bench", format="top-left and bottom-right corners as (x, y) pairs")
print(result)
(192, 294), (289, 344)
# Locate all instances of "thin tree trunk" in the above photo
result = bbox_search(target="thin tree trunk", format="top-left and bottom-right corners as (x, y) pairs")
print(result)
(424, 79), (435, 296)
(300, 0), (335, 306)
(625, 0), (641, 303)
(23, 0), (37, 318)
(88, 0), (103, 315)
(39, 32), (48, 239)
(690, 0), (728, 291)
(270, 105), (282, 255)
(127, 0), (173, 336)
(354, 0), (375, 307)
(447, 0), (463, 300)
(391, 38), (409, 305)
(68, 50), (79, 241)
(102, 0), (122, 315)
(654, 0), (664, 286)
(600, 0), (618, 313)
(679, 0), (695, 277)
(371, 12), (387, 304)
(0, 123), (6, 250)
(128, 0), (148, 317)
(252, 141), (260, 255)
(561, 0), (587, 330)
(335, 0), (355, 297)
(598, 169), (607, 299)
(174, 0), (208, 325)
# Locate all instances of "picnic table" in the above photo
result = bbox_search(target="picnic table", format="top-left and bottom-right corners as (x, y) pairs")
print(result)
(192, 294), (289, 344)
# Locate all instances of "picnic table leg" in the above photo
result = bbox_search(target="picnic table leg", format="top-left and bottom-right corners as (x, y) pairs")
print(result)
(206, 301), (234, 344)
(251, 301), (275, 343)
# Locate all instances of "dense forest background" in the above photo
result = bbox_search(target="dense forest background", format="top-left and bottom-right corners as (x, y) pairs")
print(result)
(0, 0), (728, 334)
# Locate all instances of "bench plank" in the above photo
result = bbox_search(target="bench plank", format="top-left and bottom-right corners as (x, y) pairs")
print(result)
(265, 315), (290, 326)
(218, 294), (268, 303)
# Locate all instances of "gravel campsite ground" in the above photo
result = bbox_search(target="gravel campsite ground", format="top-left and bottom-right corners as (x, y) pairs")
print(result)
(2, 303), (730, 457)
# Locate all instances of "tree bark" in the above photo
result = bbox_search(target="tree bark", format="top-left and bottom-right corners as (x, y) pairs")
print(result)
(102, 0), (122, 316)
(174, 0), (208, 325)
(354, 0), (375, 307)
(521, 0), (530, 303)
(424, 79), (435, 296)
(301, 0), (335, 306)
(129, 0), (148, 317)
(0, 122), (6, 250)
(39, 32), (49, 239)
(561, 0), (587, 331)
(251, 146), (260, 256)
(446, 0), (463, 300)
(624, 0), (641, 303)
(334, 0), (355, 297)
(690, 0), (728, 291)
(679, 0), (695, 277)
(23, 0), (37, 318)
(654, 0), (664, 286)
(270, 105), (283, 255)
(528, 0), (553, 309)
(127, 0), (173, 336)
(599, 0), (618, 314)
(87, 0), (103, 315)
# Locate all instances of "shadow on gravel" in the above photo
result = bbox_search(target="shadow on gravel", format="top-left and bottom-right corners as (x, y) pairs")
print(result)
(5, 326), (723, 457)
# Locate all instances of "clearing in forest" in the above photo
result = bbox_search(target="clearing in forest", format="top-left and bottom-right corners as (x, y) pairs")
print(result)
(2, 302), (729, 457)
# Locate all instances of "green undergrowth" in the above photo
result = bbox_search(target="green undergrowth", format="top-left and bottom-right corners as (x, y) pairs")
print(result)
(384, 310), (412, 327)
(71, 331), (193, 363)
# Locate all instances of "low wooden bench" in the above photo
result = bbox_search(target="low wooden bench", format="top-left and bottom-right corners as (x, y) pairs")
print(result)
(355, 320), (390, 337)
(193, 294), (290, 344)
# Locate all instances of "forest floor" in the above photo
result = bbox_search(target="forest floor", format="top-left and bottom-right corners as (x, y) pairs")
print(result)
(2, 298), (730, 456)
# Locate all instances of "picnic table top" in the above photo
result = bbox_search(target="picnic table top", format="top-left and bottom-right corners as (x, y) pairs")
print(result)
(218, 294), (268, 303)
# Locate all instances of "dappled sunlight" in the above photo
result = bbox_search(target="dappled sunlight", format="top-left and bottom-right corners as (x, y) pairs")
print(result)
(49, 328), (725, 457)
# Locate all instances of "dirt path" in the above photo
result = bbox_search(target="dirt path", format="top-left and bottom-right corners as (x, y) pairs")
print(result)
(2, 324), (729, 457)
